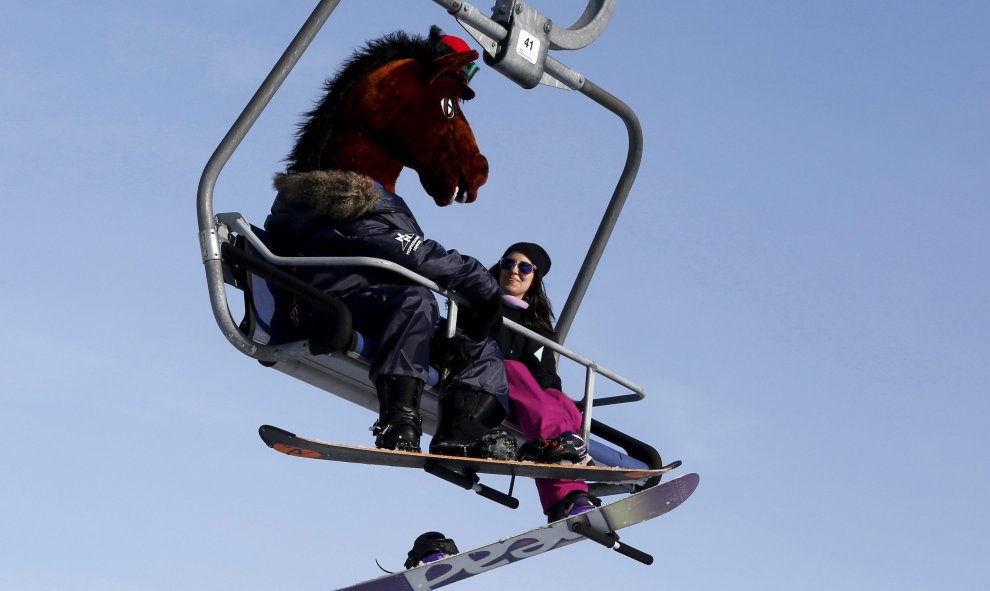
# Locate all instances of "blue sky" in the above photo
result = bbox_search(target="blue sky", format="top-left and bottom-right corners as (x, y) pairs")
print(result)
(3, 1), (988, 589)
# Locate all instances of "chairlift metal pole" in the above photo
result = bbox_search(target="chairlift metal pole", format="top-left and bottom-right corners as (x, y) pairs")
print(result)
(555, 81), (642, 342)
(201, 0), (642, 348)
(197, 0), (343, 232)
(435, 0), (642, 343)
(197, 0), (343, 356)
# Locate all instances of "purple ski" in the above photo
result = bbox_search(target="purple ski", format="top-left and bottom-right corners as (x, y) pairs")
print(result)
(334, 472), (699, 590)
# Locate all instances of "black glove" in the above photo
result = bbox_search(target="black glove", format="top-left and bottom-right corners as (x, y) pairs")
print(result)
(430, 331), (473, 376)
(460, 293), (503, 341)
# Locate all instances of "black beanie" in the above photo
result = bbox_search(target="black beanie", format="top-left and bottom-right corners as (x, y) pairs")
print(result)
(502, 242), (551, 276)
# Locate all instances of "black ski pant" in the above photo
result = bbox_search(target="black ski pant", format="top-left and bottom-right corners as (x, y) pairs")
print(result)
(339, 284), (508, 411)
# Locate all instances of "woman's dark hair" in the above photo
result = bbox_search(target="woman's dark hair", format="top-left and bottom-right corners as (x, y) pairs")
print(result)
(489, 262), (556, 338)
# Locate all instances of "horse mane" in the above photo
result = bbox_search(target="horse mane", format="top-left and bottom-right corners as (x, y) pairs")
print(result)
(286, 26), (456, 174)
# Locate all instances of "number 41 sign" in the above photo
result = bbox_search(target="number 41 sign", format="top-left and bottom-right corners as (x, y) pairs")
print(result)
(514, 28), (541, 65)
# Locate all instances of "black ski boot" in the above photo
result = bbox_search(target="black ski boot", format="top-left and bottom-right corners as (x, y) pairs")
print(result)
(428, 390), (516, 460)
(372, 375), (424, 452)
(518, 432), (593, 466)
(404, 531), (459, 569)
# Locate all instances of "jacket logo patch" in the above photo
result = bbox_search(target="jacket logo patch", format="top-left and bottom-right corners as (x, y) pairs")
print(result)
(395, 232), (423, 255)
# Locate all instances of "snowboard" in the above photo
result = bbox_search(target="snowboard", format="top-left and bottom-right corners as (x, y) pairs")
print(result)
(259, 424), (673, 482)
(334, 472), (700, 590)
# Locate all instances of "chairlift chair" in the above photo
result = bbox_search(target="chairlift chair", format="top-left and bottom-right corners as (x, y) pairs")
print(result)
(197, 0), (677, 505)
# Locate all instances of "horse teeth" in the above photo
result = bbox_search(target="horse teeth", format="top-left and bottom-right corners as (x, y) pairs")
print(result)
(454, 186), (464, 203)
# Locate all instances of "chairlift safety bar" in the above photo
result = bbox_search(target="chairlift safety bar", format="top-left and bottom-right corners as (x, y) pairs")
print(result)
(218, 213), (646, 410)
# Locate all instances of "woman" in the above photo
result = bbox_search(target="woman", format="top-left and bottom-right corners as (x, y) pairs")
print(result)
(490, 242), (601, 521)
(403, 242), (599, 568)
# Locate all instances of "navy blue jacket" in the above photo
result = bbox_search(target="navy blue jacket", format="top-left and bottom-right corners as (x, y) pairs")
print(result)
(264, 170), (499, 303)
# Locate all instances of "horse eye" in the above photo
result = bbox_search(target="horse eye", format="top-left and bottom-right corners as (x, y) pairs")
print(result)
(440, 96), (457, 120)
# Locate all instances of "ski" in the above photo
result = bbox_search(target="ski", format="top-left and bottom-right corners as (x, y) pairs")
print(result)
(334, 472), (700, 590)
(259, 425), (672, 482)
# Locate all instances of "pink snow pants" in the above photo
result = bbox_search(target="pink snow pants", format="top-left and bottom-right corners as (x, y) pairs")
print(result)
(504, 360), (589, 513)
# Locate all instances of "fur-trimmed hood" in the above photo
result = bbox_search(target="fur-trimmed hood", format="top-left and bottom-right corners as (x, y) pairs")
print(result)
(272, 169), (380, 221)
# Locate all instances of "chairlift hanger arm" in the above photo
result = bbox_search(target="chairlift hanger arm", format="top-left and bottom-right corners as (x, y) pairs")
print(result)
(197, 0), (343, 235)
(198, 0), (345, 360)
(556, 80), (642, 342)
(200, 0), (641, 353)
(435, 0), (615, 53)
(434, 0), (642, 342)
(547, 0), (615, 50)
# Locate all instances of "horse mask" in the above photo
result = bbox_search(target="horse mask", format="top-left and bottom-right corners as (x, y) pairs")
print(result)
(286, 27), (489, 206)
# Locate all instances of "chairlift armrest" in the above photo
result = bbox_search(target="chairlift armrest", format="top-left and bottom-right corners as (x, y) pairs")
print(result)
(218, 212), (471, 308)
(216, 212), (645, 403)
(501, 317), (646, 403)
(220, 241), (354, 355)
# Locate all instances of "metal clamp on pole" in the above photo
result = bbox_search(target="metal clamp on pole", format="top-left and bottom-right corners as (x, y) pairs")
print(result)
(483, 0), (551, 89)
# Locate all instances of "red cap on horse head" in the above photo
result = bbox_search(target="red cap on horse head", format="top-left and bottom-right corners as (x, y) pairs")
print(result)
(284, 26), (487, 206)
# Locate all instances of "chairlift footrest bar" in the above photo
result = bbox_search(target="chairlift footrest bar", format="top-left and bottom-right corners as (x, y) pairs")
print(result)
(570, 521), (653, 565)
(423, 461), (519, 509)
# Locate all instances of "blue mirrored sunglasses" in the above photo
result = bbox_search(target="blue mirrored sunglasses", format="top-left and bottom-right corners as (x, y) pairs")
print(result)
(499, 258), (535, 275)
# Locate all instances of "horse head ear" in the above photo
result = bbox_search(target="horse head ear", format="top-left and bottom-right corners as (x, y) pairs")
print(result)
(426, 50), (479, 87)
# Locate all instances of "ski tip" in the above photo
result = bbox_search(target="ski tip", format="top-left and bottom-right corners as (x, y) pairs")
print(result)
(675, 472), (701, 496)
(258, 425), (299, 449)
(259, 424), (296, 438)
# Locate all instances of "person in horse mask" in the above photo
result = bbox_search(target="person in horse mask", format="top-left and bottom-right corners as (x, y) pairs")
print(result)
(490, 242), (602, 521)
(263, 27), (511, 460)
